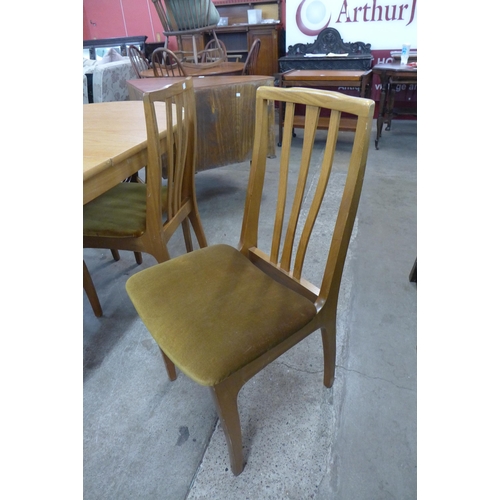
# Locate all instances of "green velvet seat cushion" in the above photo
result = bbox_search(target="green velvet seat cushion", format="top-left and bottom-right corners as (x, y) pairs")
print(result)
(126, 244), (317, 386)
(83, 183), (167, 238)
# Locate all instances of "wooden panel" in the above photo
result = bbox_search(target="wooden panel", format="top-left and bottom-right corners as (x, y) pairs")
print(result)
(194, 78), (275, 169)
(127, 76), (276, 170)
(211, 0), (282, 76)
(248, 26), (279, 75)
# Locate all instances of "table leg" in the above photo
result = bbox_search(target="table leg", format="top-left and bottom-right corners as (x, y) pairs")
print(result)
(360, 72), (372, 98)
(375, 82), (388, 150)
(386, 85), (396, 131)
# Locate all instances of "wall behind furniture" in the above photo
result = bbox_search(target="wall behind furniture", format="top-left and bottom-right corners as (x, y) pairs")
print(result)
(84, 1), (286, 42)
(285, 0), (417, 63)
(83, 0), (164, 42)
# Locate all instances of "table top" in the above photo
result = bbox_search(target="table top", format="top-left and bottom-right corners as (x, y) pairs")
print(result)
(83, 100), (166, 204)
(372, 63), (417, 74)
(127, 75), (273, 95)
(282, 69), (372, 81)
(140, 61), (245, 78)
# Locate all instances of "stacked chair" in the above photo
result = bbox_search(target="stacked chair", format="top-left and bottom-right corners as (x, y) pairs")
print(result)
(151, 0), (225, 68)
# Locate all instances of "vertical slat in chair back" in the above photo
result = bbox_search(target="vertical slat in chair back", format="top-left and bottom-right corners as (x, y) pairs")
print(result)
(240, 86), (374, 305)
(142, 78), (195, 226)
(151, 0), (170, 32)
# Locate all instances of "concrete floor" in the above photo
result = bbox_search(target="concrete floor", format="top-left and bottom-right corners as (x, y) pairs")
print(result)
(83, 117), (417, 500)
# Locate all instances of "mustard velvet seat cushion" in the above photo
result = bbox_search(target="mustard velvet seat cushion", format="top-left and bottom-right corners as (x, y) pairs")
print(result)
(83, 183), (167, 238)
(126, 244), (317, 386)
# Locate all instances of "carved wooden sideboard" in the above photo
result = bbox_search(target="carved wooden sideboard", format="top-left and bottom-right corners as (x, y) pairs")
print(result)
(279, 27), (372, 72)
(276, 28), (373, 145)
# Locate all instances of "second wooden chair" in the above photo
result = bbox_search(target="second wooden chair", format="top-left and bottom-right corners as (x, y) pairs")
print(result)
(84, 78), (207, 300)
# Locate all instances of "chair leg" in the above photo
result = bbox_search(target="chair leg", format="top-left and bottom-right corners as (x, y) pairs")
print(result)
(181, 219), (193, 252)
(150, 241), (171, 264)
(83, 261), (102, 317)
(159, 348), (177, 381)
(321, 325), (336, 388)
(134, 252), (143, 265)
(210, 380), (244, 475)
(111, 249), (120, 261)
(188, 211), (208, 248)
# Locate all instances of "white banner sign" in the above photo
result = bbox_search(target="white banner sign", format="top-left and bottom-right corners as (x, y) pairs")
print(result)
(286, 0), (417, 51)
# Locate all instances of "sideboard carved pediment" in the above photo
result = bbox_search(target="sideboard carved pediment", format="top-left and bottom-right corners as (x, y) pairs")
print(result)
(279, 28), (372, 72)
(286, 28), (371, 56)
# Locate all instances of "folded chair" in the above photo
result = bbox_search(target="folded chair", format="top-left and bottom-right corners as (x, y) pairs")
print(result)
(126, 86), (375, 475)
(84, 78), (207, 284)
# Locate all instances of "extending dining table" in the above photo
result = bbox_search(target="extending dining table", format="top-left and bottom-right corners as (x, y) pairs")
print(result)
(83, 100), (166, 205)
(127, 75), (275, 171)
(84, 100), (166, 315)
(140, 61), (245, 78)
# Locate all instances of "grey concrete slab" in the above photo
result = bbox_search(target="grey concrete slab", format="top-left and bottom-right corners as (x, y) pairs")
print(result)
(327, 120), (417, 500)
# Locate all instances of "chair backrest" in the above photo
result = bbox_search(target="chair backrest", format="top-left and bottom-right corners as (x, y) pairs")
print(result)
(151, 47), (187, 77)
(142, 78), (197, 228)
(201, 39), (227, 63)
(128, 45), (150, 78)
(239, 86), (374, 308)
(151, 0), (220, 34)
(242, 39), (261, 75)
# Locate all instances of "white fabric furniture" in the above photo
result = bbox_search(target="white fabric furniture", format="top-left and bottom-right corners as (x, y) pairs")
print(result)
(83, 49), (136, 103)
(91, 59), (136, 102)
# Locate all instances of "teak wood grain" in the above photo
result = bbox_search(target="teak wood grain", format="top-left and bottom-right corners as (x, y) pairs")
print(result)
(127, 75), (275, 170)
(83, 101), (167, 205)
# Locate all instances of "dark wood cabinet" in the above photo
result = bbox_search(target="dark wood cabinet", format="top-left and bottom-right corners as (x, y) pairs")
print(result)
(212, 0), (283, 76)
(247, 25), (280, 76)
(213, 23), (281, 75)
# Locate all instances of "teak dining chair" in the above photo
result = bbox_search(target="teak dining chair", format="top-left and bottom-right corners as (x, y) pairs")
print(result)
(151, 47), (187, 77)
(84, 78), (207, 277)
(126, 86), (375, 475)
(242, 38), (261, 75)
(128, 45), (151, 79)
